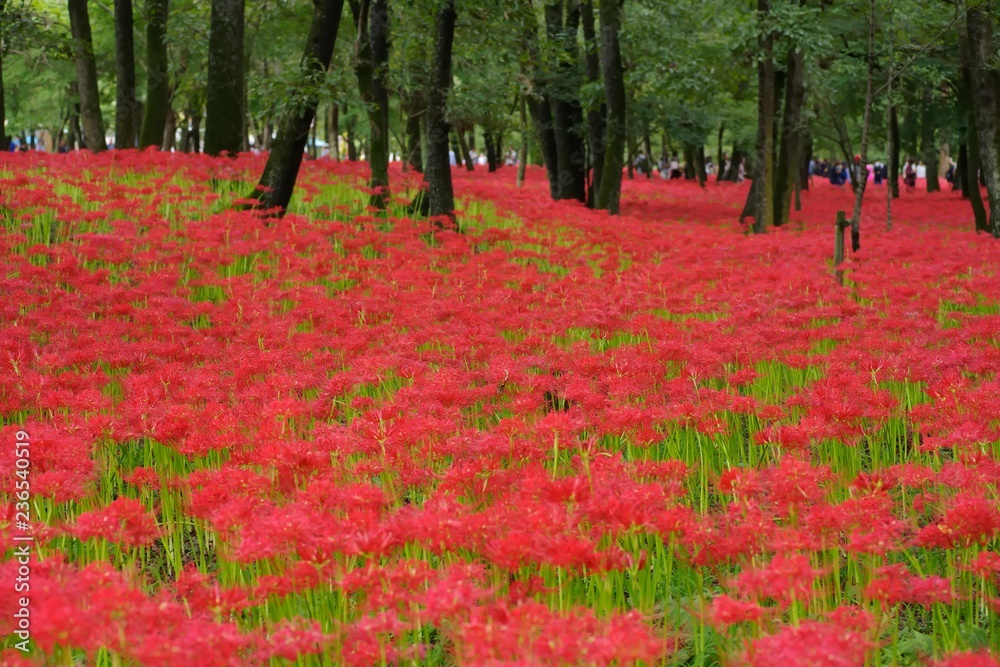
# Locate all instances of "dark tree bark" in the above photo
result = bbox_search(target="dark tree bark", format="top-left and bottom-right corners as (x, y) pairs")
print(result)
(594, 0), (625, 214)
(581, 0), (605, 207)
(847, 0), (876, 253)
(727, 144), (744, 183)
(775, 47), (804, 227)
(960, 28), (989, 231)
(329, 103), (340, 160)
(956, 142), (967, 194)
(113, 0), (138, 148)
(920, 89), (939, 193)
(456, 127), (474, 171)
(423, 0), (457, 219)
(968, 6), (1000, 237)
(68, 0), (107, 151)
(253, 0), (346, 213)
(139, 0), (169, 149)
(715, 122), (725, 183)
(205, 0), (245, 155)
(546, 0), (587, 201)
(0, 2), (6, 152)
(162, 105), (175, 150)
(346, 107), (358, 160)
(191, 109), (202, 152)
(348, 0), (390, 208)
(403, 92), (423, 171)
(752, 0), (775, 233)
(799, 134), (812, 193)
(888, 105), (900, 199)
(485, 131), (499, 171)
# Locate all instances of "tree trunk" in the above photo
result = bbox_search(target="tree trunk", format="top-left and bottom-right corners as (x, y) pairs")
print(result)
(346, 109), (357, 160)
(775, 47), (804, 227)
(545, 1), (587, 201)
(518, 93), (529, 187)
(139, 0), (169, 149)
(68, 0), (107, 151)
(968, 6), (1000, 237)
(0, 7), (6, 152)
(113, 0), (138, 148)
(643, 134), (653, 179)
(191, 109), (201, 152)
(799, 134), (811, 193)
(888, 105), (900, 199)
(715, 122), (725, 183)
(848, 0), (876, 253)
(581, 0), (605, 207)
(348, 0), (390, 208)
(329, 103), (340, 160)
(593, 0), (625, 213)
(728, 144), (743, 183)
(253, 0), (346, 213)
(423, 0), (457, 219)
(205, 0), (245, 155)
(960, 26), (989, 232)
(162, 104), (175, 150)
(404, 92), (423, 172)
(485, 131), (499, 171)
(921, 90), (939, 193)
(752, 0), (775, 233)
(457, 128), (474, 171)
(695, 144), (706, 187)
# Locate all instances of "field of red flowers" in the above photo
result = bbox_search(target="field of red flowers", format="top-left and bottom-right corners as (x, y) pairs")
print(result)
(1, 151), (1000, 666)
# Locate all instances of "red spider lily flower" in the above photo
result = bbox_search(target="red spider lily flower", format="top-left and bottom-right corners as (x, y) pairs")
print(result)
(70, 497), (160, 547)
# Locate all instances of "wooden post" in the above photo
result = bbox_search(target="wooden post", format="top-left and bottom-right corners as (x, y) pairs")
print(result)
(834, 210), (846, 266)
(834, 210), (848, 285)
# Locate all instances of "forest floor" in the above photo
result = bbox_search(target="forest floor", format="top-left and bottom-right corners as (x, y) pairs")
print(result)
(1, 152), (1000, 666)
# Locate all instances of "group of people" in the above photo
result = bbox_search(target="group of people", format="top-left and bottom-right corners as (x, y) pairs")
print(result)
(632, 152), (743, 181)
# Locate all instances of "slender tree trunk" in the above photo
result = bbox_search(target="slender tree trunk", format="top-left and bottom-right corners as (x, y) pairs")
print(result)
(330, 103), (340, 160)
(518, 94), (529, 187)
(68, 0), (108, 151)
(423, 0), (457, 219)
(485, 131), (499, 171)
(205, 0), (245, 155)
(457, 128), (474, 171)
(113, 0), (138, 148)
(139, 0), (169, 149)
(404, 92), (423, 172)
(643, 134), (653, 179)
(888, 105), (900, 199)
(695, 144), (706, 187)
(752, 0), (775, 233)
(581, 0), (605, 207)
(921, 90), (939, 193)
(728, 144), (743, 183)
(960, 27), (988, 231)
(368, 0), (391, 202)
(848, 0), (876, 253)
(162, 104), (175, 150)
(546, 1), (587, 201)
(0, 7), (6, 152)
(775, 47), (804, 227)
(594, 0), (624, 213)
(180, 113), (191, 152)
(253, 0), (346, 213)
(191, 110), (201, 152)
(969, 6), (1000, 237)
(799, 134), (811, 192)
(957, 142), (968, 195)
(715, 122), (725, 182)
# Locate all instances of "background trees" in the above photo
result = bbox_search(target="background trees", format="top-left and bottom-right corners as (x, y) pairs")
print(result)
(2, 0), (998, 228)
